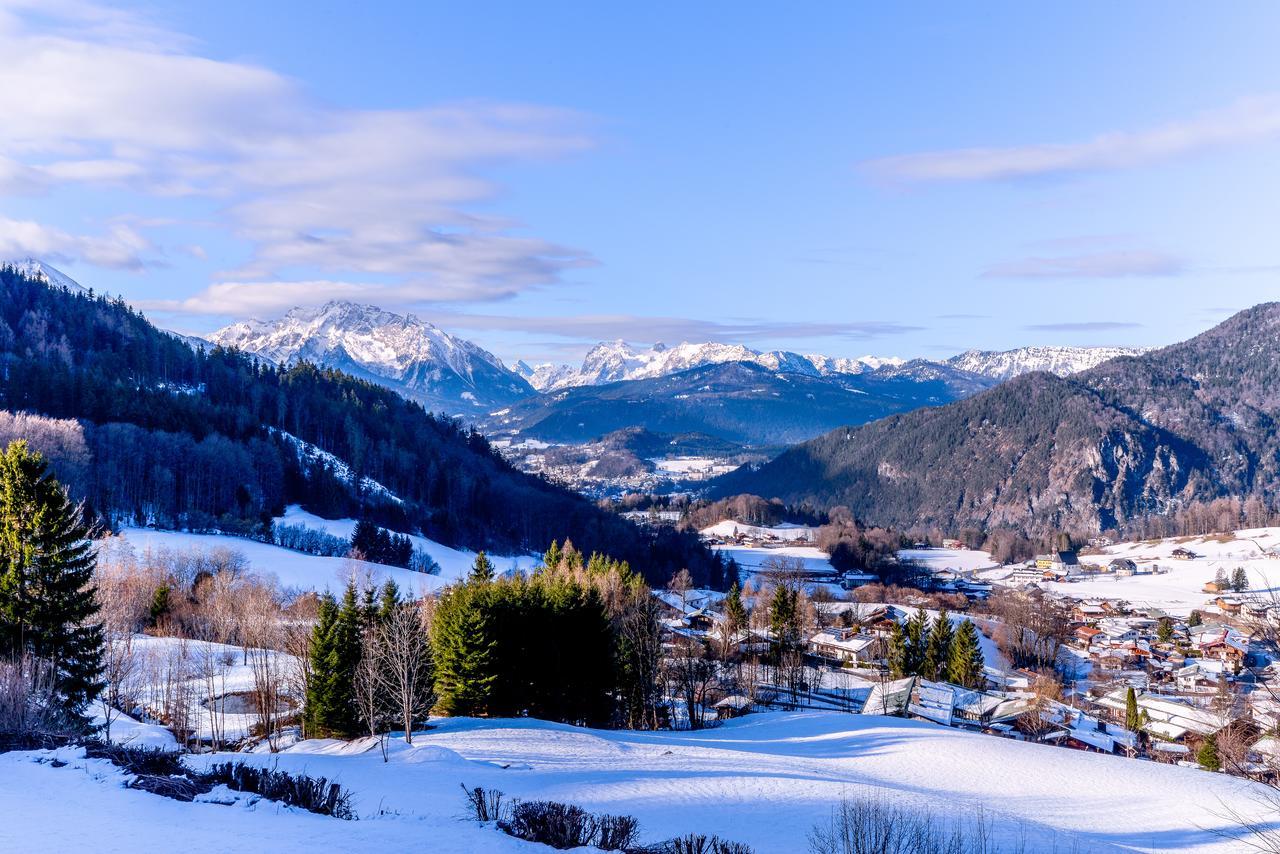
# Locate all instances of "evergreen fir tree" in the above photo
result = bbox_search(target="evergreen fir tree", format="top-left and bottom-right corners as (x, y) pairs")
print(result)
(1197, 733), (1220, 771)
(946, 619), (986, 689)
(431, 582), (498, 716)
(1125, 686), (1141, 732)
(1232, 566), (1249, 592)
(724, 583), (747, 636)
(922, 609), (954, 681)
(377, 579), (401, 622)
(888, 620), (909, 678)
(1188, 610), (1203, 627)
(904, 608), (930, 676)
(470, 551), (495, 582)
(0, 441), (104, 729)
(304, 592), (339, 737)
(1156, 618), (1174, 644)
(769, 585), (800, 658)
(542, 540), (562, 571)
(305, 581), (363, 738)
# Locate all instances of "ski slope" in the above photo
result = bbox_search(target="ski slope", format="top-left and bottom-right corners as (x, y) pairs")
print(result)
(3, 712), (1270, 853)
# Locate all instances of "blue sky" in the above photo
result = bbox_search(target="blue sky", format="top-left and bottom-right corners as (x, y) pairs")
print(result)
(3, 1), (1280, 365)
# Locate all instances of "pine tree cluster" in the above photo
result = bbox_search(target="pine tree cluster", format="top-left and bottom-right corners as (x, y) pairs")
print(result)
(350, 520), (413, 568)
(888, 608), (985, 688)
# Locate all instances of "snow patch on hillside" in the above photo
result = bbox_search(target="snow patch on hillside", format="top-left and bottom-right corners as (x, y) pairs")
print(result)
(945, 345), (1147, 380)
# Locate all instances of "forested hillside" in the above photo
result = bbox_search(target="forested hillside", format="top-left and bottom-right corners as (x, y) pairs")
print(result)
(713, 303), (1280, 537)
(0, 268), (723, 586)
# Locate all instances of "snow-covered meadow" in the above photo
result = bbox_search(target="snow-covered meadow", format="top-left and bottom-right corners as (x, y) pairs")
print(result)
(986, 528), (1280, 616)
(115, 505), (538, 596)
(3, 712), (1273, 853)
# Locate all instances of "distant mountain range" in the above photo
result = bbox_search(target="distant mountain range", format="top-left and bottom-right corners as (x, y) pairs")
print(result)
(0, 263), (720, 585)
(491, 359), (996, 445)
(515, 340), (906, 391)
(2, 259), (1154, 449)
(210, 302), (534, 414)
(713, 303), (1280, 536)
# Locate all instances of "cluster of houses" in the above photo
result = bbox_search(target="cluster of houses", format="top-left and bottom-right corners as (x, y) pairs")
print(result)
(1000, 551), (1170, 585)
(1067, 599), (1255, 688)
(655, 585), (1280, 777)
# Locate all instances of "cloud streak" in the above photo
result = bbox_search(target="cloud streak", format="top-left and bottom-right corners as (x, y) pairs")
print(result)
(983, 249), (1188, 280)
(865, 95), (1280, 182)
(1023, 321), (1141, 332)
(0, 2), (595, 306)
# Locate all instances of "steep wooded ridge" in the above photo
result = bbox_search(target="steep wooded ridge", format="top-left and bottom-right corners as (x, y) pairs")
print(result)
(712, 303), (1280, 535)
(0, 268), (722, 586)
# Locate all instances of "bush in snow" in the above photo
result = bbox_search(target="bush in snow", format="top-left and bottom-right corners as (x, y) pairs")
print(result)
(808, 796), (1006, 854)
(596, 813), (642, 850)
(499, 800), (602, 849)
(85, 741), (185, 777)
(204, 762), (355, 819)
(657, 834), (754, 854)
(461, 784), (511, 823)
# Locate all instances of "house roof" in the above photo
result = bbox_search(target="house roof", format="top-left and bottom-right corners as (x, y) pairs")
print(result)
(808, 631), (876, 654)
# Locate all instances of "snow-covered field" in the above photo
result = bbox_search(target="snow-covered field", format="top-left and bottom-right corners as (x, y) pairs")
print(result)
(701, 520), (817, 542)
(996, 528), (1280, 616)
(3, 712), (1270, 853)
(712, 542), (835, 575)
(899, 547), (998, 573)
(116, 506), (538, 596)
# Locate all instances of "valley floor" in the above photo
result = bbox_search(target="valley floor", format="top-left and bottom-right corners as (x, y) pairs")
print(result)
(3, 712), (1273, 853)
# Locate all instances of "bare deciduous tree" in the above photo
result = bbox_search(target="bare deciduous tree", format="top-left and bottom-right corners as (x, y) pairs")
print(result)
(371, 602), (435, 745)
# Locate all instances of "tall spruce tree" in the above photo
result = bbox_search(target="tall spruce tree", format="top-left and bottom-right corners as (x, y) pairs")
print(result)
(946, 619), (986, 689)
(724, 583), (747, 636)
(470, 551), (495, 582)
(0, 441), (104, 729)
(431, 582), (498, 716)
(923, 610), (954, 681)
(377, 579), (401, 622)
(304, 592), (339, 737)
(305, 581), (363, 738)
(904, 608), (930, 676)
(888, 620), (909, 678)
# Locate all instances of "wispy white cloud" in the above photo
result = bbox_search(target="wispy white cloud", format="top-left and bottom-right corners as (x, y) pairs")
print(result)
(865, 95), (1280, 182)
(983, 249), (1188, 279)
(1024, 321), (1141, 332)
(409, 311), (924, 345)
(0, 1), (595, 306)
(0, 216), (151, 269)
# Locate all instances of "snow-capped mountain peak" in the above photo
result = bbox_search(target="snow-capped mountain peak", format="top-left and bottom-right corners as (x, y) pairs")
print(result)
(211, 301), (533, 413)
(4, 258), (87, 292)
(945, 345), (1147, 381)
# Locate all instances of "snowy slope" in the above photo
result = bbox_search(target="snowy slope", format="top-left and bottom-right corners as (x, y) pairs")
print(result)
(4, 712), (1270, 853)
(4, 257), (88, 292)
(945, 345), (1146, 381)
(116, 507), (537, 596)
(211, 301), (534, 412)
